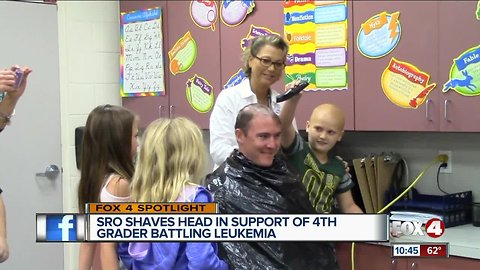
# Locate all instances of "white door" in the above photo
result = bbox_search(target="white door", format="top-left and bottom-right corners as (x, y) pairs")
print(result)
(0, 1), (63, 269)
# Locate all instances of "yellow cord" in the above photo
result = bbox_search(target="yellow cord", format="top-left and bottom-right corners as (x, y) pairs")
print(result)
(350, 157), (441, 270)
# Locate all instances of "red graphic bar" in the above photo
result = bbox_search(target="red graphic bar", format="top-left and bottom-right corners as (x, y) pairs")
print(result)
(420, 244), (448, 257)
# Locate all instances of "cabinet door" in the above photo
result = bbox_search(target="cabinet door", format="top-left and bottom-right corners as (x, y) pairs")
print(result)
(353, 1), (440, 131)
(336, 243), (407, 270)
(408, 256), (480, 270)
(166, 0), (221, 128)
(120, 1), (170, 129)
(438, 1), (480, 132)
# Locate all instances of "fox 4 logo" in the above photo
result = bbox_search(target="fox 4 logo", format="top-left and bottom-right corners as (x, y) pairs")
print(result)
(391, 218), (445, 238)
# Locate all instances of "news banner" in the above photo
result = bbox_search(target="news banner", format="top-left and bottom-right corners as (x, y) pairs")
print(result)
(36, 202), (449, 258)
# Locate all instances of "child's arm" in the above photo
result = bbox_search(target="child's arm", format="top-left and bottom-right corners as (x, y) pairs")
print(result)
(279, 92), (302, 149)
(79, 243), (96, 270)
(336, 191), (363, 213)
(0, 195), (9, 263)
(99, 176), (130, 270)
(100, 243), (120, 270)
(185, 190), (228, 270)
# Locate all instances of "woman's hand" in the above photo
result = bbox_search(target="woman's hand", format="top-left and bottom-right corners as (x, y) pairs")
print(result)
(4, 66), (32, 103)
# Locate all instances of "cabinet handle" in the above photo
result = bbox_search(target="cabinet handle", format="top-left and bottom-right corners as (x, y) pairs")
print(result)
(411, 262), (417, 270)
(169, 105), (174, 118)
(391, 259), (397, 270)
(158, 105), (163, 118)
(425, 99), (432, 121)
(444, 99), (451, 122)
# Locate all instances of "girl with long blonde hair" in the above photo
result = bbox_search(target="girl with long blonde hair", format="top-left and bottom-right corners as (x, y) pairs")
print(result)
(119, 117), (227, 270)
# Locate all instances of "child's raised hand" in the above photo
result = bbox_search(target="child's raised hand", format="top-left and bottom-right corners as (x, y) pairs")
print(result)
(336, 155), (350, 174)
(277, 80), (308, 103)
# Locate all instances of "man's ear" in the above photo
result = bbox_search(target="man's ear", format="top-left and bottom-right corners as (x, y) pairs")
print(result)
(305, 121), (310, 131)
(235, 128), (245, 144)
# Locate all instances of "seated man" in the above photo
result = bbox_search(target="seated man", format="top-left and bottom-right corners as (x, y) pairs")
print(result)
(207, 104), (337, 270)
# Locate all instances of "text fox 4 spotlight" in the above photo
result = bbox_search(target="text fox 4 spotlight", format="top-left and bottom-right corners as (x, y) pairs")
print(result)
(36, 214), (85, 242)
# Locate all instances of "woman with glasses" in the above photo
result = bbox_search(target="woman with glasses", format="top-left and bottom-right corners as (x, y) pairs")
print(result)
(209, 34), (296, 169)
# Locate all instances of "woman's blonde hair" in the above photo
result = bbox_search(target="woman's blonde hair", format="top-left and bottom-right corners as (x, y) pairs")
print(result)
(131, 117), (207, 202)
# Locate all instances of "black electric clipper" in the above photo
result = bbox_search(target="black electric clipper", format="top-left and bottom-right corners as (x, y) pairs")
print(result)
(276, 80), (309, 103)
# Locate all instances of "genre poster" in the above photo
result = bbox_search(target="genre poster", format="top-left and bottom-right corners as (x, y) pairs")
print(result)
(190, 1), (256, 30)
(120, 7), (165, 97)
(381, 58), (436, 109)
(284, 0), (348, 91)
(169, 31), (198, 76)
(357, 11), (401, 59)
(186, 74), (215, 113)
(442, 45), (479, 96)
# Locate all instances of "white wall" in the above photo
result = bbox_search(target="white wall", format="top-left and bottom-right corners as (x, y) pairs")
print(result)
(336, 132), (480, 200)
(57, 1), (121, 269)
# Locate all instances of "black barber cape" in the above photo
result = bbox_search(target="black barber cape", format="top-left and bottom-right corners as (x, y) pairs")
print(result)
(206, 150), (338, 270)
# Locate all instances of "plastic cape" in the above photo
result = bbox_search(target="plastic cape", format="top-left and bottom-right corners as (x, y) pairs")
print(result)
(206, 150), (338, 270)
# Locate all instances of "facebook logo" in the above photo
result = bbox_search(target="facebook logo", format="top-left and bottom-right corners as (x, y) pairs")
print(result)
(36, 214), (85, 242)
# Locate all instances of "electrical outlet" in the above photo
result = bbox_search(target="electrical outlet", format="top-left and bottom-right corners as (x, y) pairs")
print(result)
(438, 150), (452, 173)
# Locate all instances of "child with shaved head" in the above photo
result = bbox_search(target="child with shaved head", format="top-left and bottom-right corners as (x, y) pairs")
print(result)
(279, 94), (362, 214)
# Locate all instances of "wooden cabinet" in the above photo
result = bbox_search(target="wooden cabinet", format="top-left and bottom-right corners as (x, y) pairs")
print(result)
(352, 1), (440, 131)
(352, 1), (480, 132)
(336, 242), (408, 270)
(407, 256), (480, 270)
(121, 1), (221, 129)
(165, 1), (221, 128)
(121, 1), (480, 132)
(336, 243), (480, 270)
(437, 1), (480, 132)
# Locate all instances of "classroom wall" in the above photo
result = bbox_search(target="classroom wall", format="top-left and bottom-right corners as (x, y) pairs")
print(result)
(57, 1), (121, 269)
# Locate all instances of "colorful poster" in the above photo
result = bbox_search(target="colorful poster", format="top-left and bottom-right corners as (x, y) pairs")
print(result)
(168, 31), (198, 75)
(120, 7), (165, 97)
(381, 58), (436, 109)
(284, 1), (348, 91)
(357, 11), (401, 59)
(442, 45), (480, 96)
(476, 1), (480, 20)
(221, 0), (255, 27)
(190, 0), (218, 31)
(186, 74), (215, 113)
(224, 68), (246, 89)
(241, 25), (280, 50)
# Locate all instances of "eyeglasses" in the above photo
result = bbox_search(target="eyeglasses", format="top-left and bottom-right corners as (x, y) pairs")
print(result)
(253, 55), (286, 69)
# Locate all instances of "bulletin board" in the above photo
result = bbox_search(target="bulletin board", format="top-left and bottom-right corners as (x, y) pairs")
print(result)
(120, 7), (166, 97)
